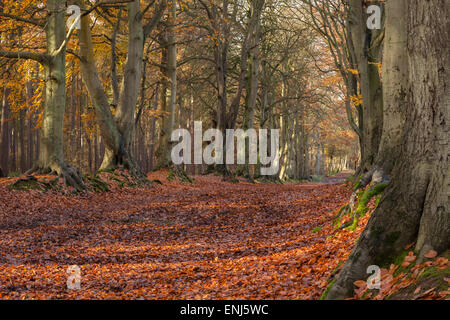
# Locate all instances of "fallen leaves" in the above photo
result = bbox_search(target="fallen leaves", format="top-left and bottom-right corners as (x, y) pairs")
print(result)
(352, 250), (450, 300)
(0, 171), (357, 300)
(424, 250), (438, 259)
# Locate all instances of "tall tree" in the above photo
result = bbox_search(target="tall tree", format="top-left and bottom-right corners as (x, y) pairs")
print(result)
(156, 0), (178, 169)
(348, 0), (383, 173)
(76, 0), (166, 174)
(326, 0), (450, 299)
(0, 0), (84, 188)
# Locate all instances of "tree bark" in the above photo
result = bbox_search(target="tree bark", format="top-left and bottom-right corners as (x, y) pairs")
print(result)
(374, 0), (407, 176)
(348, 0), (383, 172)
(156, 3), (177, 168)
(77, 0), (164, 174)
(0, 88), (10, 176)
(326, 0), (450, 299)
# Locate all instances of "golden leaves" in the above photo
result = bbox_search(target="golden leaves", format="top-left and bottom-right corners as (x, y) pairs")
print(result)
(350, 94), (363, 107)
(347, 68), (359, 75)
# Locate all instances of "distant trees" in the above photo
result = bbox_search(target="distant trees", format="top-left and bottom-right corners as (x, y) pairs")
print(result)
(0, 0), (357, 181)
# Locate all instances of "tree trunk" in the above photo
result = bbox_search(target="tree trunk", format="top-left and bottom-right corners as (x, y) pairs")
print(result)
(326, 0), (450, 299)
(244, 1), (262, 179)
(374, 0), (407, 176)
(348, 0), (383, 172)
(30, 0), (85, 189)
(156, 4), (177, 169)
(0, 88), (10, 176)
(77, 0), (144, 175)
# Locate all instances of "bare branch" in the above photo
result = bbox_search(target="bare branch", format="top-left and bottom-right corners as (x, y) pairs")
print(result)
(0, 50), (48, 63)
(0, 12), (44, 28)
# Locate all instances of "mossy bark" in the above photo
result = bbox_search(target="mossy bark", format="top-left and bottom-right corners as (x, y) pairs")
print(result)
(32, 0), (85, 190)
(326, 0), (450, 299)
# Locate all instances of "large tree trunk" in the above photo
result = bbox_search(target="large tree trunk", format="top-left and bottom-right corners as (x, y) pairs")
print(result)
(32, 0), (84, 189)
(77, 0), (142, 174)
(77, 0), (164, 174)
(110, 0), (144, 170)
(326, 0), (450, 299)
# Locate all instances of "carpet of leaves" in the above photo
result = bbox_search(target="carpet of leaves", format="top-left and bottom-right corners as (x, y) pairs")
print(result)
(0, 170), (365, 300)
(353, 248), (449, 300)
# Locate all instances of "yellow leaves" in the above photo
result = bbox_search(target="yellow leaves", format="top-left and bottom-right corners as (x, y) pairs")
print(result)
(347, 68), (359, 75)
(368, 62), (383, 79)
(350, 94), (363, 107)
(178, 0), (189, 12)
(148, 109), (171, 119)
(81, 111), (99, 138)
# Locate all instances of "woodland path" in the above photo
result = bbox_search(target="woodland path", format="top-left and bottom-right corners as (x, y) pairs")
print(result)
(322, 171), (354, 184)
(0, 171), (361, 299)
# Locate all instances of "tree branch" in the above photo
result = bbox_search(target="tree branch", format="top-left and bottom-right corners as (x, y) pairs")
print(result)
(0, 50), (48, 63)
(0, 12), (44, 28)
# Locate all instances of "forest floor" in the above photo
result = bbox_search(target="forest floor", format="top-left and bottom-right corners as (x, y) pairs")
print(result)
(0, 170), (447, 300)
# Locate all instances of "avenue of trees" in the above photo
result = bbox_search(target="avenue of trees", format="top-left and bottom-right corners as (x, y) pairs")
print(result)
(0, 0), (357, 183)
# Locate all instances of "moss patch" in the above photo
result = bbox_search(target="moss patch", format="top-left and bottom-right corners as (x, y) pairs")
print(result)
(168, 167), (195, 184)
(9, 176), (60, 192)
(320, 279), (336, 300)
(312, 226), (322, 233)
(346, 183), (387, 232)
(85, 175), (109, 192)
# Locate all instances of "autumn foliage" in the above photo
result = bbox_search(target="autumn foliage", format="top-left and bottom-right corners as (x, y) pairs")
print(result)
(0, 172), (359, 299)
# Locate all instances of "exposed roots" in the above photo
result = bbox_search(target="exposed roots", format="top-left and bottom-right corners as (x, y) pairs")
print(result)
(10, 163), (87, 193)
(99, 148), (150, 186)
(57, 165), (86, 192)
(167, 166), (195, 184)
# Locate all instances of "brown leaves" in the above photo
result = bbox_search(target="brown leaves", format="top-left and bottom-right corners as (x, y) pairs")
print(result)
(424, 250), (438, 259)
(352, 251), (450, 301)
(0, 172), (357, 299)
(402, 251), (417, 268)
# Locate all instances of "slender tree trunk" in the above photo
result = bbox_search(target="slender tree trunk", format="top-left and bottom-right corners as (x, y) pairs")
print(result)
(374, 0), (407, 176)
(348, 0), (383, 172)
(0, 88), (10, 176)
(244, 0), (263, 180)
(157, 4), (177, 168)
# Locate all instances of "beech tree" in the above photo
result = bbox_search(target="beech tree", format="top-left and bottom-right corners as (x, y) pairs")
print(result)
(326, 0), (450, 299)
(76, 0), (166, 174)
(0, 0), (85, 189)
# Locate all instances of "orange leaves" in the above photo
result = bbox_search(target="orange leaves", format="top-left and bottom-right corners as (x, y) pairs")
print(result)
(404, 242), (415, 250)
(402, 251), (417, 268)
(349, 94), (363, 107)
(353, 280), (366, 288)
(424, 250), (438, 259)
(352, 250), (450, 300)
(0, 171), (357, 299)
(2, 171), (445, 301)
